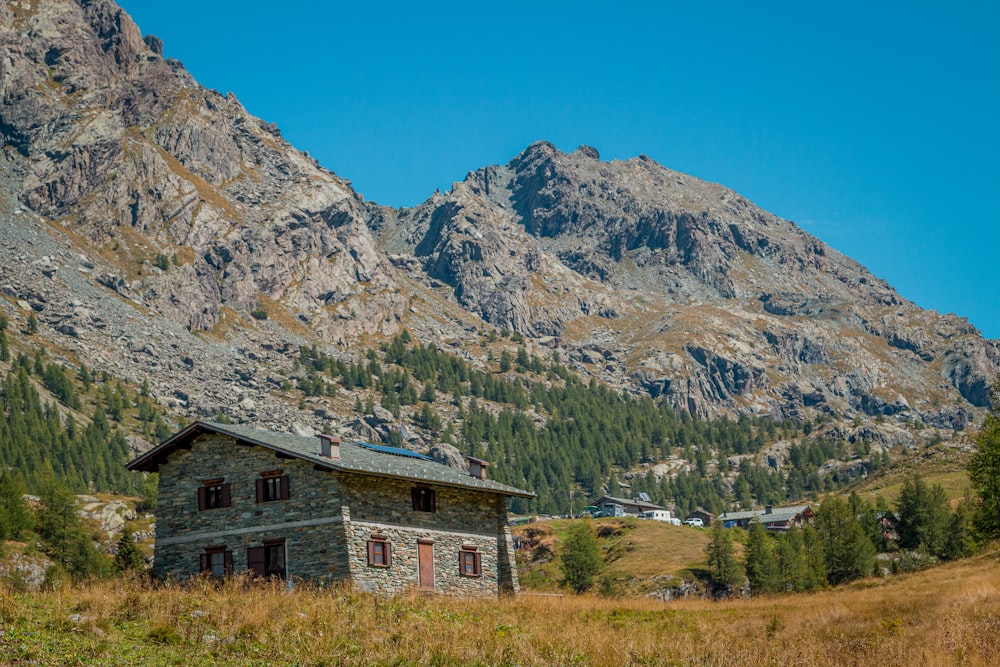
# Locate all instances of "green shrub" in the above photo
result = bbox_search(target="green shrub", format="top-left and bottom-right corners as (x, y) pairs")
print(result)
(153, 253), (170, 271)
(147, 625), (182, 645)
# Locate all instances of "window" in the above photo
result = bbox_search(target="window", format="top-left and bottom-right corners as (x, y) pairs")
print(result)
(199, 546), (232, 578)
(198, 479), (231, 510)
(256, 471), (289, 503)
(459, 546), (481, 577)
(411, 486), (436, 512)
(248, 539), (286, 579)
(367, 535), (392, 568)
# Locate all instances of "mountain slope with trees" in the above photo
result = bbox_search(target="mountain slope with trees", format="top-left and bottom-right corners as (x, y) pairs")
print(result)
(0, 0), (997, 520)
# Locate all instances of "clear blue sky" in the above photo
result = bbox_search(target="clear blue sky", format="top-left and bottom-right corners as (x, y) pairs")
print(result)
(119, 1), (999, 339)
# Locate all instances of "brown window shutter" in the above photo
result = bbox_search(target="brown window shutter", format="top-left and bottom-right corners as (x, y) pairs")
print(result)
(280, 474), (289, 500)
(223, 549), (233, 575)
(256, 478), (264, 503)
(474, 552), (481, 575)
(197, 486), (207, 511)
(200, 553), (208, 572)
(385, 542), (392, 568)
(248, 546), (266, 577)
(366, 540), (375, 566)
(221, 483), (231, 507)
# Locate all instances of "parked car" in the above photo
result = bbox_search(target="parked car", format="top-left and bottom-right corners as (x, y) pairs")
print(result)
(683, 518), (704, 527)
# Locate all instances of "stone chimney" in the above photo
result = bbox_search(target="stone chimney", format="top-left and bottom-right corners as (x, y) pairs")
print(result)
(468, 456), (488, 481)
(318, 434), (341, 460)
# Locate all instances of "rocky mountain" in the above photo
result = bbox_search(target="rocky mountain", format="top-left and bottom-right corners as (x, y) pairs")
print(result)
(372, 142), (998, 426)
(2, 0), (403, 337)
(1, 0), (997, 446)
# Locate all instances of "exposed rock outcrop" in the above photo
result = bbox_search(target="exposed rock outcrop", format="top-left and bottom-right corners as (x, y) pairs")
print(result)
(1, 0), (997, 440)
(373, 142), (999, 424)
(2, 0), (406, 337)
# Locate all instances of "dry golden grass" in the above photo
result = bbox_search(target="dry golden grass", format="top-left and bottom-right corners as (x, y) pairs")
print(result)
(2, 551), (998, 666)
(254, 294), (312, 338)
(516, 518), (723, 595)
(847, 443), (972, 503)
(197, 306), (244, 342)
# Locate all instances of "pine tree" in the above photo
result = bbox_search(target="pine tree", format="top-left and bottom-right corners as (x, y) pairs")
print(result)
(733, 474), (752, 509)
(969, 392), (1000, 543)
(36, 469), (108, 577)
(706, 521), (744, 591)
(421, 380), (436, 403)
(560, 520), (602, 593)
(942, 499), (974, 560)
(895, 475), (949, 556)
(139, 473), (158, 513)
(801, 525), (828, 589)
(113, 527), (146, 573)
(0, 472), (32, 540)
(775, 527), (806, 592)
(815, 496), (875, 585)
(744, 519), (780, 594)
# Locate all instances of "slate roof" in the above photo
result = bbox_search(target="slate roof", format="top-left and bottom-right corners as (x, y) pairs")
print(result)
(758, 505), (813, 525)
(717, 509), (761, 522)
(127, 420), (534, 498)
(718, 504), (813, 525)
(594, 495), (664, 512)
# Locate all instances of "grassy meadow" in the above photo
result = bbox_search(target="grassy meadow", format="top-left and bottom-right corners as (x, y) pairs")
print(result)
(515, 517), (712, 594)
(1, 548), (998, 667)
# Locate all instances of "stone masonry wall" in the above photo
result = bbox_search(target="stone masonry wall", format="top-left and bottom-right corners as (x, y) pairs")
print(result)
(152, 433), (350, 583)
(340, 476), (514, 597)
(151, 433), (521, 595)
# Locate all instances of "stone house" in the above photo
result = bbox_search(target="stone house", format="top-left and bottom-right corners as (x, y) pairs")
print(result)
(717, 504), (814, 531)
(592, 494), (665, 517)
(127, 421), (534, 596)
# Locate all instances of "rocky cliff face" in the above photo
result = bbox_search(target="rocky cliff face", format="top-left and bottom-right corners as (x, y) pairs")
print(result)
(1, 0), (997, 437)
(2, 0), (405, 337)
(374, 142), (999, 425)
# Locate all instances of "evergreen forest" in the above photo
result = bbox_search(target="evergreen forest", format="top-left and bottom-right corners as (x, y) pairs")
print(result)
(297, 332), (887, 514)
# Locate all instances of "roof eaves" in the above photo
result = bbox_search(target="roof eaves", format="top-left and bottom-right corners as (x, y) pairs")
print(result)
(126, 420), (206, 472)
(337, 463), (535, 498)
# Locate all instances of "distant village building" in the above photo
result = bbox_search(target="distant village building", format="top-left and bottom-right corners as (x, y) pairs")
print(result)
(717, 505), (814, 531)
(640, 509), (679, 524)
(685, 508), (716, 527)
(593, 495), (664, 517)
(127, 421), (533, 596)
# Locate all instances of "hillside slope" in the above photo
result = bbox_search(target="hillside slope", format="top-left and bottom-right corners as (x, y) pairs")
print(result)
(374, 142), (998, 424)
(1, 0), (997, 489)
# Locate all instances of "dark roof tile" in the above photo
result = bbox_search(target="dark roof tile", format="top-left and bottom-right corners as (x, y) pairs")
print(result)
(128, 420), (535, 498)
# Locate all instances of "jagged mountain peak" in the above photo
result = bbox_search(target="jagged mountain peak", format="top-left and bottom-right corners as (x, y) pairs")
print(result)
(2, 0), (406, 336)
(379, 141), (997, 422)
(1, 0), (997, 438)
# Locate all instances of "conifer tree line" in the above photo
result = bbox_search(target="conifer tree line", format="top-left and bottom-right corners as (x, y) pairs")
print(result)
(299, 333), (882, 514)
(708, 476), (978, 594)
(968, 382), (1000, 542)
(0, 340), (173, 495)
(0, 466), (145, 581)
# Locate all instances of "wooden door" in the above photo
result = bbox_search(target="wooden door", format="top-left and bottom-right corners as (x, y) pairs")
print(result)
(417, 540), (434, 591)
